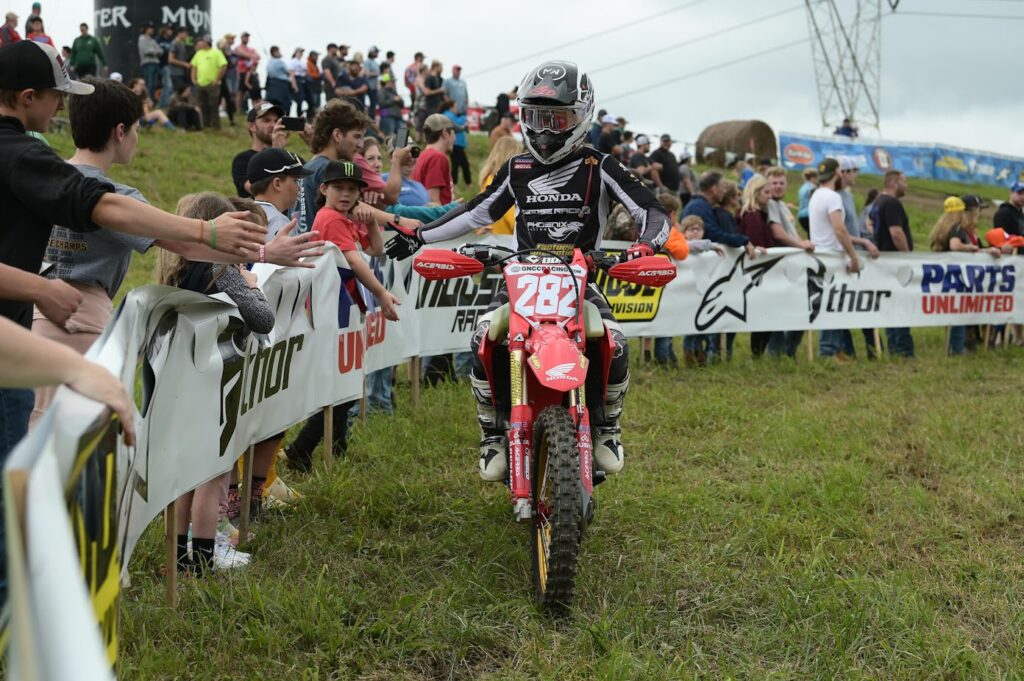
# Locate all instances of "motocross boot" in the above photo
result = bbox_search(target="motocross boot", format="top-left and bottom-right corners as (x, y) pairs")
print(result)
(471, 374), (507, 481)
(593, 376), (627, 475)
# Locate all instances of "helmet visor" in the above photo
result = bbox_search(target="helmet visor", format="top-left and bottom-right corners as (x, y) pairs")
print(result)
(520, 106), (580, 134)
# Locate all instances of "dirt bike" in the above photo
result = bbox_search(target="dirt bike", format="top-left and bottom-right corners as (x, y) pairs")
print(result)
(413, 244), (675, 612)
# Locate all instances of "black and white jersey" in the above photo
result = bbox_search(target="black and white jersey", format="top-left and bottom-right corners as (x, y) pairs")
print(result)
(419, 146), (670, 258)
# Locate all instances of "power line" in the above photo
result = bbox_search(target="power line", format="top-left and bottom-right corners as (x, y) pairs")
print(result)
(601, 37), (810, 104)
(465, 0), (713, 78)
(590, 4), (804, 75)
(890, 10), (1024, 19)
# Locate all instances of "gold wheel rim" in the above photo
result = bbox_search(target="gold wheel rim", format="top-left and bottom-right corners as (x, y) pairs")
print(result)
(535, 431), (551, 594)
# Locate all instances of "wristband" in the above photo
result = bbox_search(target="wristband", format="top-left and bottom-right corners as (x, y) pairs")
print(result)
(209, 220), (217, 249)
(259, 245), (266, 263)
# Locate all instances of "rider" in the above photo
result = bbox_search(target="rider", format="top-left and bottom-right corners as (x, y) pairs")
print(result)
(386, 60), (670, 481)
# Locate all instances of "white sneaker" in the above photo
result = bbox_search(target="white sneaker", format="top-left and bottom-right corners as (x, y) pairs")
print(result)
(594, 425), (624, 475)
(479, 435), (507, 482)
(213, 533), (251, 570)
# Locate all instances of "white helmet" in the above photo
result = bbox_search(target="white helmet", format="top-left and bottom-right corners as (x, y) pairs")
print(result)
(517, 60), (595, 165)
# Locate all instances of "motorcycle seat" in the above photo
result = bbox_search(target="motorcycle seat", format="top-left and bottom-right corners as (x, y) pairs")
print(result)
(486, 302), (606, 341)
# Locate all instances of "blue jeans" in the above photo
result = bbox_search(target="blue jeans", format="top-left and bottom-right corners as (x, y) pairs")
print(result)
(819, 329), (855, 357)
(142, 63), (161, 100)
(158, 65), (173, 108)
(380, 116), (400, 135)
(948, 326), (966, 355)
(0, 387), (34, 604)
(350, 367), (393, 417)
(367, 86), (378, 119)
(885, 327), (915, 357)
(654, 337), (677, 364)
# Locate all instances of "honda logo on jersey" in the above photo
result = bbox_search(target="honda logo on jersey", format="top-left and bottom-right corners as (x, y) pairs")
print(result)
(526, 158), (583, 195)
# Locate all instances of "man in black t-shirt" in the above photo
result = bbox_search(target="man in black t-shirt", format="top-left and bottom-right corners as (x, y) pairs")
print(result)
(629, 134), (658, 187)
(649, 134), (680, 195)
(231, 101), (285, 197)
(993, 181), (1024, 237)
(873, 170), (915, 356)
(596, 113), (621, 155)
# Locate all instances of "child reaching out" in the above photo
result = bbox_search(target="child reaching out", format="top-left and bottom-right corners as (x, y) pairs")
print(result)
(313, 160), (400, 321)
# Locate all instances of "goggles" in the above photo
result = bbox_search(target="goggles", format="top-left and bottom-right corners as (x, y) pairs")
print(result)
(520, 105), (580, 134)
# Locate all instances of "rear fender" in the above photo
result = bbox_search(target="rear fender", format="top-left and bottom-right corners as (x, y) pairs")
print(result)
(526, 325), (587, 392)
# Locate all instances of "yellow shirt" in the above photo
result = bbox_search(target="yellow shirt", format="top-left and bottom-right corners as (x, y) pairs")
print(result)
(190, 48), (227, 87)
(481, 173), (515, 235)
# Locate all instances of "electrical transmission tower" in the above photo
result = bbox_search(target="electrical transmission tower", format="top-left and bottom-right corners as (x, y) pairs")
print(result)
(804, 0), (897, 135)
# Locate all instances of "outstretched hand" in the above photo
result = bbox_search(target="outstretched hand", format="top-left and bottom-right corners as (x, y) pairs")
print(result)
(211, 210), (266, 257)
(383, 221), (423, 261)
(264, 220), (325, 268)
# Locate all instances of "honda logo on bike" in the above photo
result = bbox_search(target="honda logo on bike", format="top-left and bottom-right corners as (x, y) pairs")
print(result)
(545, 363), (580, 382)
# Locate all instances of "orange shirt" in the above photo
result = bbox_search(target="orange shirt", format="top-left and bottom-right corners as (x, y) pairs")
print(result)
(664, 228), (690, 260)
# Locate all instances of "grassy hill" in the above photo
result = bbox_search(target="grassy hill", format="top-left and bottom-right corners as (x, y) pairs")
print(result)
(37, 126), (1024, 679)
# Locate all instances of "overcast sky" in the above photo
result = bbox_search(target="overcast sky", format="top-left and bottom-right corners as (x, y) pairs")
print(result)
(36, 0), (1024, 157)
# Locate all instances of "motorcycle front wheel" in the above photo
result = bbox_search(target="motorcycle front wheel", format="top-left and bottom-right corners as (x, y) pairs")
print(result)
(531, 405), (583, 613)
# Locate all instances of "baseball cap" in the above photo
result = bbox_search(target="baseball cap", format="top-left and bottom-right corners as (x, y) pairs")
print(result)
(246, 101), (284, 122)
(423, 113), (454, 132)
(635, 134), (650, 146)
(943, 196), (966, 213)
(961, 194), (982, 210)
(679, 150), (692, 161)
(838, 156), (858, 172)
(368, 45), (379, 55)
(1011, 181), (1024, 193)
(321, 160), (367, 188)
(601, 113), (617, 125)
(659, 133), (673, 142)
(0, 41), (94, 94)
(817, 157), (840, 182)
(247, 149), (312, 184)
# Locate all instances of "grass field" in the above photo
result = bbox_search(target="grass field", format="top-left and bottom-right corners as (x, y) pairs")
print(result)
(40, 126), (1024, 679)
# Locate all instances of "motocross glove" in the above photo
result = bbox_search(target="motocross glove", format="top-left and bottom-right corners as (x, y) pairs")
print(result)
(384, 222), (424, 261)
(625, 242), (655, 261)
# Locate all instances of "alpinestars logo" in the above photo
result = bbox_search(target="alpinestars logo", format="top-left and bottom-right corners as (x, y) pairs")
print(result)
(527, 159), (582, 196)
(694, 253), (782, 331)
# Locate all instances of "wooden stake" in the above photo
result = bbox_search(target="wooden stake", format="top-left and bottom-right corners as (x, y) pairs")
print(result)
(164, 503), (177, 609)
(983, 325), (991, 352)
(360, 375), (367, 424)
(409, 357), (421, 408)
(239, 444), (255, 543)
(323, 405), (334, 469)
(806, 329), (814, 362)
(874, 329), (883, 358)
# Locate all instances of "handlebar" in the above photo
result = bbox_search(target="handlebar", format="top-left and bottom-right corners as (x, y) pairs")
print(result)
(454, 244), (626, 271)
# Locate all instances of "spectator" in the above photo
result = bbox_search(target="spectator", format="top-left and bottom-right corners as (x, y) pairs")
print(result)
(137, 22), (163, 96)
(444, 64), (468, 116)
(321, 43), (341, 101)
(216, 33), (238, 126)
(649, 134), (680, 198)
(384, 154), (430, 207)
(127, 78), (175, 130)
(495, 84), (516, 118)
(797, 167), (817, 234)
(653, 193), (689, 366)
(629, 134), (658, 186)
(70, 22), (105, 78)
(60, 44), (71, 76)
(873, 169), (915, 357)
(404, 51), (424, 110)
(730, 158), (754, 190)
(476, 135), (523, 234)
(588, 108), (606, 146)
(837, 157), (881, 357)
(1, 11), (21, 45)
(24, 15), (48, 46)
(232, 101), (286, 197)
(737, 176), (775, 357)
(678, 215), (720, 367)
(596, 114), (621, 155)
(167, 27), (191, 95)
(364, 45), (380, 118)
(833, 117), (859, 138)
(440, 99), (470, 186)
(288, 47), (309, 118)
(682, 171), (754, 253)
(155, 25), (173, 108)
(808, 157), (863, 360)
(306, 50), (322, 119)
(376, 71), (403, 134)
(160, 193), (273, 574)
(412, 113), (455, 204)
(233, 31), (260, 112)
(618, 130), (634, 165)
(190, 35), (227, 130)
(489, 111), (515, 147)
(22, 1), (38, 35)
(859, 187), (879, 238)
(167, 82), (201, 130)
(336, 58), (368, 108)
(930, 195), (999, 355)
(249, 147), (311, 236)
(264, 45), (296, 111)
(993, 181), (1024, 236)
(421, 60), (445, 116)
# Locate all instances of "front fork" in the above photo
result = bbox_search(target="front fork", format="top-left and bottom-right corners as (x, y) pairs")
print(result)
(508, 349), (533, 522)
